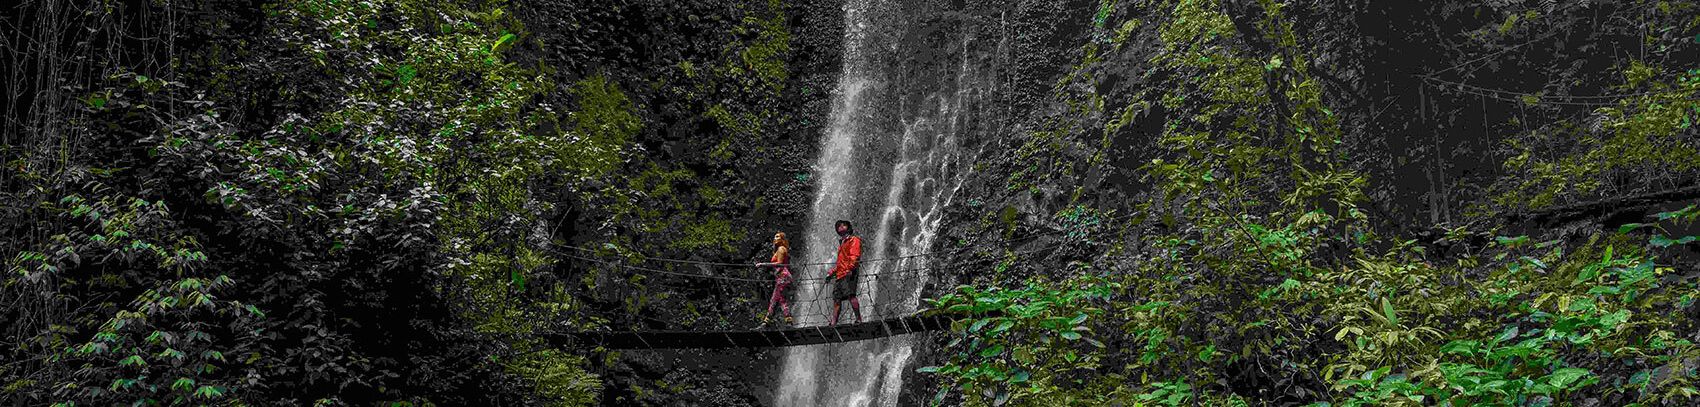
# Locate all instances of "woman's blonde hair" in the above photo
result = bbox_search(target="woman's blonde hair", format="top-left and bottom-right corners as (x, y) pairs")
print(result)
(774, 231), (790, 250)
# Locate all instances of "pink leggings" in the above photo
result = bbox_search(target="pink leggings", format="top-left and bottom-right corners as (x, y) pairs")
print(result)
(766, 269), (793, 318)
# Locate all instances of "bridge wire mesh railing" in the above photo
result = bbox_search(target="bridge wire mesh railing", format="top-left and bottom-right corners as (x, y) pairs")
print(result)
(539, 212), (1136, 341)
(542, 241), (1067, 350)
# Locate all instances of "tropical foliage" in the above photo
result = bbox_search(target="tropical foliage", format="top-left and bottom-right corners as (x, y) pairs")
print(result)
(6, 0), (1699, 405)
(921, 0), (1700, 406)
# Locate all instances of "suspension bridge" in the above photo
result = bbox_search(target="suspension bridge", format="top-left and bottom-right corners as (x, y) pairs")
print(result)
(542, 213), (1126, 350)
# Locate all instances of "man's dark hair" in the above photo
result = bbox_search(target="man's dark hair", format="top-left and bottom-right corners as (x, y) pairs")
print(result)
(835, 220), (854, 235)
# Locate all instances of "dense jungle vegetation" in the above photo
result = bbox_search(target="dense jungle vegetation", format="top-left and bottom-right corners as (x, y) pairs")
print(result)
(4, 0), (1699, 405)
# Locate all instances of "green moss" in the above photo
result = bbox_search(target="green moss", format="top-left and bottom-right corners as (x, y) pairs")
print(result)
(738, 0), (791, 92)
(670, 214), (735, 252)
(699, 185), (725, 206)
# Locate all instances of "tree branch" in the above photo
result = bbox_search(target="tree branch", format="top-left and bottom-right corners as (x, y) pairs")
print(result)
(1511, 184), (1700, 227)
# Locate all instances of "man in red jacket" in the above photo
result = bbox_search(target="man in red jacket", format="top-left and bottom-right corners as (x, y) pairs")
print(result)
(830, 220), (863, 326)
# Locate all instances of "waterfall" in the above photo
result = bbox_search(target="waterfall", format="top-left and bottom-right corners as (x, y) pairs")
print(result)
(775, 0), (984, 404)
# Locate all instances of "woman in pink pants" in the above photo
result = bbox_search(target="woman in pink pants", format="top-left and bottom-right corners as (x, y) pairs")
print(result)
(755, 231), (793, 326)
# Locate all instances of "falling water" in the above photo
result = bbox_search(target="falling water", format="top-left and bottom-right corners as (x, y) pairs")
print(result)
(775, 0), (991, 404)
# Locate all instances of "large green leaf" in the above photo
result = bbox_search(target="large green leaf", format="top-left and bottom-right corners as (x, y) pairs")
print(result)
(491, 33), (517, 53)
(1380, 297), (1400, 327)
(1547, 367), (1590, 388)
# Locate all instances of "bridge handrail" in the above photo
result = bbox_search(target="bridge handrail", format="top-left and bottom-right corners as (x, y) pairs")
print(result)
(548, 211), (1134, 269)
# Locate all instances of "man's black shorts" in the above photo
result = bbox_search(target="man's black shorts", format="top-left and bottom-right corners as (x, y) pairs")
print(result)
(832, 271), (858, 300)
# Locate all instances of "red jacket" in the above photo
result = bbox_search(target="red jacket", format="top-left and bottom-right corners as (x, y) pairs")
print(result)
(832, 235), (862, 279)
